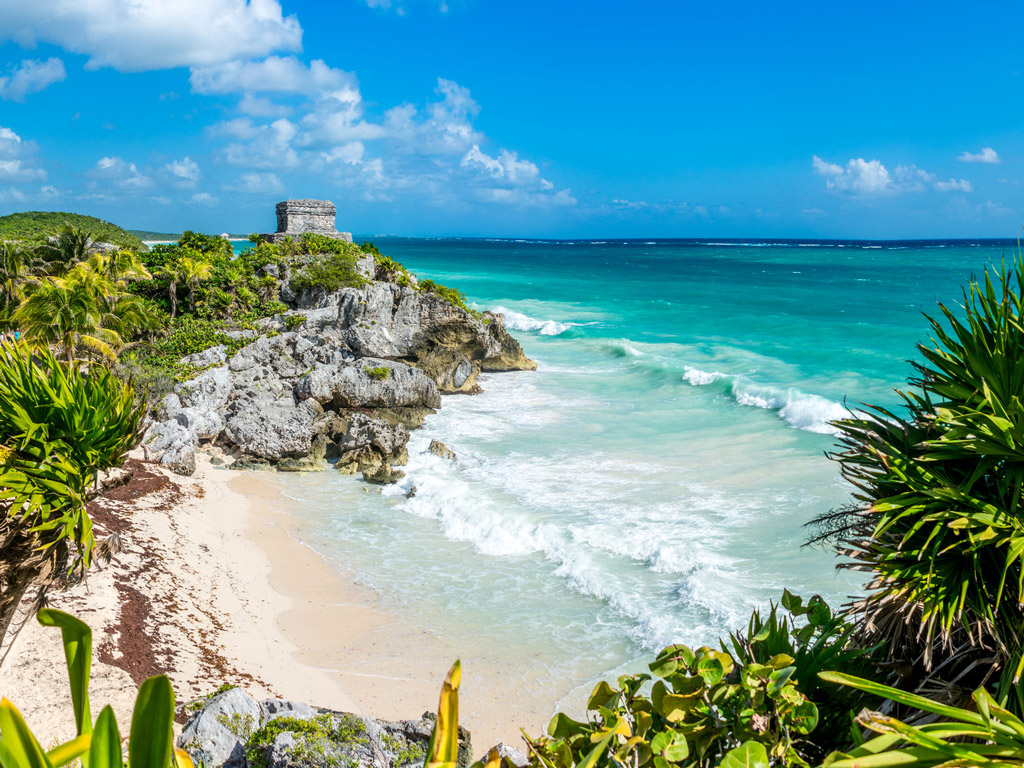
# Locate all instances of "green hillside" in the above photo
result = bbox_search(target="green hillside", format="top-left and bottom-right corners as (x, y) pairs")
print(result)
(127, 229), (184, 242)
(0, 211), (146, 250)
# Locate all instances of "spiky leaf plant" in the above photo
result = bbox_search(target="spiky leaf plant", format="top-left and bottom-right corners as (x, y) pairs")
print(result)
(811, 255), (1024, 712)
(0, 343), (143, 657)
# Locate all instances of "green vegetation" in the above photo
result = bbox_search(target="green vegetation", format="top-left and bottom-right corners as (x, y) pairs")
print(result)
(810, 256), (1024, 713)
(0, 211), (145, 251)
(365, 366), (391, 381)
(418, 279), (474, 314)
(0, 608), (191, 768)
(246, 714), (368, 768)
(289, 235), (367, 293)
(0, 345), (143, 641)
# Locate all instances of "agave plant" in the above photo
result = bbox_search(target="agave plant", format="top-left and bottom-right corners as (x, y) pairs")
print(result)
(0, 343), (143, 655)
(0, 608), (191, 768)
(820, 670), (1024, 768)
(810, 255), (1024, 712)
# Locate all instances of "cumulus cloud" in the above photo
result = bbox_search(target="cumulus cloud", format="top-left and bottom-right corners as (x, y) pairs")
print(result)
(235, 171), (284, 194)
(0, 0), (302, 72)
(814, 155), (974, 195)
(0, 126), (46, 182)
(164, 156), (200, 188)
(959, 147), (1000, 164)
(206, 73), (570, 208)
(90, 156), (152, 189)
(189, 192), (219, 205)
(190, 56), (358, 102)
(934, 178), (974, 192)
(813, 156), (892, 194)
(0, 58), (66, 101)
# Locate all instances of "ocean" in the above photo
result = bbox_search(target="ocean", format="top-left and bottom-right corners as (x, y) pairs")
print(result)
(257, 237), (1014, 716)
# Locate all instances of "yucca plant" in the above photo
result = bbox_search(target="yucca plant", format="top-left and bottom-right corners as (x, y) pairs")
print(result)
(0, 343), (143, 656)
(810, 254), (1024, 712)
(0, 608), (190, 768)
(820, 671), (1024, 768)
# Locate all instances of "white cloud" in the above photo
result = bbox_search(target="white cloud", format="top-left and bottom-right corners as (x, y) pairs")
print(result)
(814, 155), (975, 195)
(934, 178), (974, 192)
(238, 93), (292, 117)
(213, 118), (299, 168)
(461, 145), (541, 184)
(0, 126), (46, 182)
(189, 192), (219, 205)
(0, 0), (302, 72)
(0, 58), (66, 101)
(90, 156), (152, 189)
(958, 147), (1000, 164)
(236, 171), (284, 194)
(190, 56), (358, 102)
(813, 156), (892, 195)
(164, 156), (201, 188)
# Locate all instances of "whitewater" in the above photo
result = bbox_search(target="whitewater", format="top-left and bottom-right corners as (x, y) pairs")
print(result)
(268, 237), (1011, 715)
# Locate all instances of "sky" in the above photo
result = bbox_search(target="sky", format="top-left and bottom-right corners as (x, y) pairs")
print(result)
(0, 0), (1021, 239)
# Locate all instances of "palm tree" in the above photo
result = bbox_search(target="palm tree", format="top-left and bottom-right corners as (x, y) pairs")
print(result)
(35, 224), (93, 276)
(14, 274), (123, 363)
(87, 248), (151, 284)
(162, 254), (212, 319)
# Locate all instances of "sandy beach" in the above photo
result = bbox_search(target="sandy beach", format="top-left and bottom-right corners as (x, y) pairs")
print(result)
(0, 454), (553, 751)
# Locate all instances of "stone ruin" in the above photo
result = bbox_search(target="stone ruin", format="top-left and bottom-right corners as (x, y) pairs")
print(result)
(262, 199), (353, 244)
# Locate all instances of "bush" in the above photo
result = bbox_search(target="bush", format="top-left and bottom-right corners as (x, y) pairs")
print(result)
(283, 314), (307, 330)
(811, 254), (1024, 711)
(290, 251), (366, 293)
(418, 279), (475, 314)
(364, 366), (390, 381)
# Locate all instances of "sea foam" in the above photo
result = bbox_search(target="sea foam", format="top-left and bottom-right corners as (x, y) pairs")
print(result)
(683, 366), (846, 435)
(491, 306), (574, 336)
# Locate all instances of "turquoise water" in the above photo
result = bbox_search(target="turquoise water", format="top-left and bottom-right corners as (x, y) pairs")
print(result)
(268, 238), (1011, 711)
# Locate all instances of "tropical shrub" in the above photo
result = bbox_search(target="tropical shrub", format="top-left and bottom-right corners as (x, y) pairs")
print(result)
(0, 608), (190, 768)
(0, 344), (143, 646)
(810, 256), (1024, 711)
(418, 280), (473, 314)
(290, 250), (366, 292)
(727, 592), (879, 759)
(820, 671), (1024, 768)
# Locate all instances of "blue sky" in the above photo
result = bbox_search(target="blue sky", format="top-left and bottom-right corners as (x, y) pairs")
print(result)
(0, 0), (1020, 238)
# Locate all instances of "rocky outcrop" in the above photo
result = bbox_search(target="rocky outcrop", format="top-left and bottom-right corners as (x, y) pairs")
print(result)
(142, 243), (534, 484)
(179, 688), (473, 768)
(429, 440), (456, 461)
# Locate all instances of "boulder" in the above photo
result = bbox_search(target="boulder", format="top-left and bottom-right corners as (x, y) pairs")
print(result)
(179, 688), (260, 768)
(224, 398), (319, 460)
(340, 413), (409, 458)
(177, 366), (233, 411)
(428, 440), (456, 461)
(143, 419), (198, 475)
(259, 699), (318, 723)
(362, 463), (405, 485)
(180, 345), (228, 368)
(308, 358), (441, 410)
(176, 407), (225, 441)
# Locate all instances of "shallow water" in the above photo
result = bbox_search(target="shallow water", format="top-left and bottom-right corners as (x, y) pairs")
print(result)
(267, 237), (1012, 713)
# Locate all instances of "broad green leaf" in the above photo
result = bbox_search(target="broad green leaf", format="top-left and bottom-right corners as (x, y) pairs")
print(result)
(45, 736), (90, 768)
(0, 699), (52, 768)
(719, 741), (769, 768)
(128, 676), (175, 768)
(87, 707), (121, 768)
(37, 609), (92, 738)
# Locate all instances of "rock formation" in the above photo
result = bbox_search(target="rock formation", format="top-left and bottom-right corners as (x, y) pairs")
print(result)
(262, 199), (353, 244)
(142, 246), (535, 484)
(178, 686), (486, 768)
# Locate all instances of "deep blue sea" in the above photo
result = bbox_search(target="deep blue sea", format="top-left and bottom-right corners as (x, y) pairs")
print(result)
(253, 237), (1015, 716)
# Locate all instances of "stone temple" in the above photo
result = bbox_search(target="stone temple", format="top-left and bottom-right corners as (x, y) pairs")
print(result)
(262, 199), (353, 244)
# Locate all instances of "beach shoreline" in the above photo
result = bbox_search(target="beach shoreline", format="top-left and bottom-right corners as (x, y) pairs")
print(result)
(0, 453), (552, 751)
